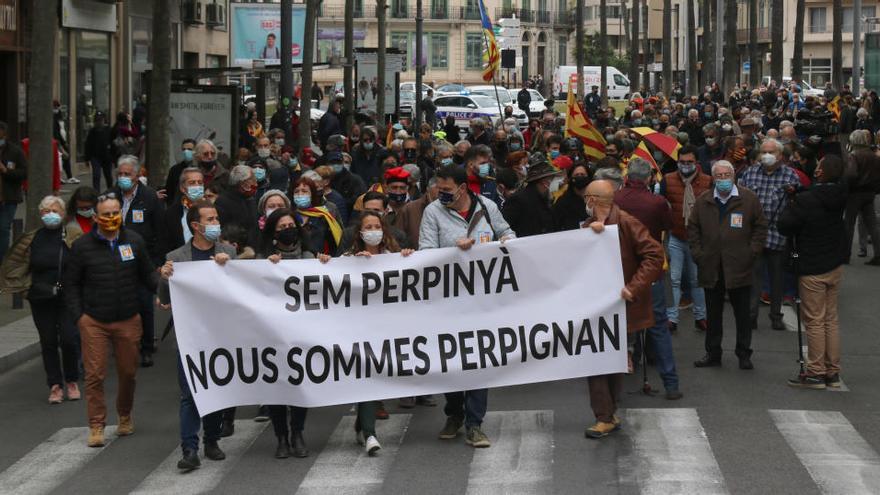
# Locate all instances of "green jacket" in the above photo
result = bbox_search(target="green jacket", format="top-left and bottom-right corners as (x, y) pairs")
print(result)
(0, 224), (83, 294)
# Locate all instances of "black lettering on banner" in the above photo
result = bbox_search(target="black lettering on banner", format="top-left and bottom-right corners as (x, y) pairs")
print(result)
(287, 347), (304, 385)
(284, 276), (301, 312)
(333, 343), (362, 380)
(599, 314), (621, 351)
(261, 347), (279, 383)
(423, 266), (440, 300)
(497, 327), (517, 366)
(476, 329), (500, 368)
(438, 333), (457, 372)
(529, 324), (551, 360)
(306, 346), (331, 383)
(236, 347), (260, 384)
(394, 338), (413, 377)
(497, 253), (520, 293)
(577, 319), (597, 354)
(323, 274), (351, 308)
(453, 261), (475, 297)
(412, 336), (431, 374)
(186, 351), (209, 392)
(518, 325), (528, 362)
(383, 270), (400, 304)
(364, 340), (393, 377)
(209, 348), (235, 386)
(443, 263), (451, 298)
(401, 269), (421, 302)
(476, 258), (497, 294)
(303, 275), (321, 311)
(551, 321), (574, 358)
(362, 272), (381, 306)
(458, 330), (478, 370)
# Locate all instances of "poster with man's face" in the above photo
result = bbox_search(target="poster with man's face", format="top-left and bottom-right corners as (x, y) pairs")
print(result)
(231, 4), (306, 66)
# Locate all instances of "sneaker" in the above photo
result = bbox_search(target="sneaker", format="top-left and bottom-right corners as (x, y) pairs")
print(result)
(787, 374), (826, 389)
(65, 382), (81, 401)
(760, 292), (770, 305)
(438, 417), (464, 439)
(694, 354), (722, 367)
(204, 440), (226, 461)
(398, 397), (416, 409)
(88, 426), (105, 447)
(140, 352), (154, 368)
(695, 319), (708, 332)
(465, 426), (491, 448)
(375, 403), (389, 420)
(678, 297), (693, 310)
(254, 405), (270, 422)
(825, 373), (841, 388)
(783, 296), (795, 307)
(665, 390), (684, 400)
(771, 317), (786, 331)
(117, 415), (134, 436)
(48, 385), (64, 404)
(416, 395), (437, 407)
(584, 421), (620, 439)
(738, 357), (754, 370)
(220, 419), (234, 438)
(177, 449), (201, 471)
(365, 435), (382, 455)
(68, 177), (81, 184)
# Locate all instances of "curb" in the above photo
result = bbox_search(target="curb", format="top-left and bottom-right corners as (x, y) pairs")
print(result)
(0, 342), (40, 373)
(0, 317), (41, 374)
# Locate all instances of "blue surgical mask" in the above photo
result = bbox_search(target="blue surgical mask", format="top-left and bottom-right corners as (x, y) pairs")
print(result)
(441, 157), (454, 167)
(253, 167), (267, 181)
(0, 139), (6, 147)
(550, 150), (560, 159)
(331, 164), (344, 174)
(704, 112), (713, 119)
(363, 142), (374, 151)
(510, 143), (522, 151)
(478, 163), (490, 177)
(715, 178), (733, 194)
(117, 176), (134, 191)
(41, 212), (62, 229)
(186, 185), (205, 201)
(293, 194), (311, 209)
(182, 149), (194, 162)
(275, 139), (285, 147)
(202, 224), (222, 242)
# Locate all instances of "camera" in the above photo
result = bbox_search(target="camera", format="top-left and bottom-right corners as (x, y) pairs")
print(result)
(794, 108), (838, 137)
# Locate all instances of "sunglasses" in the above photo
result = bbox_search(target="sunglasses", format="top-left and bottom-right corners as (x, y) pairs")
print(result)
(96, 192), (118, 203)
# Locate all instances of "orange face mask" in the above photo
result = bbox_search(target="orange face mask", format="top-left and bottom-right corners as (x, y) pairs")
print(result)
(96, 213), (122, 232)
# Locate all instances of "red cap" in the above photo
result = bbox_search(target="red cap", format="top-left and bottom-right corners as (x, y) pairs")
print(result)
(552, 155), (573, 170)
(383, 166), (411, 184)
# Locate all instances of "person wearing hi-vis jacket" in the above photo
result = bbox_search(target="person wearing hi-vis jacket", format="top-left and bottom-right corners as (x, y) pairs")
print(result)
(418, 165), (515, 449)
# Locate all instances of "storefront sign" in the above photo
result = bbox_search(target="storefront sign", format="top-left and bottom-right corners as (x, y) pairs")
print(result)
(61, 0), (117, 33)
(230, 3), (307, 66)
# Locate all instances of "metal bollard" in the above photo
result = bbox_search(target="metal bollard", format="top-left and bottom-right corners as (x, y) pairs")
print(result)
(11, 218), (23, 310)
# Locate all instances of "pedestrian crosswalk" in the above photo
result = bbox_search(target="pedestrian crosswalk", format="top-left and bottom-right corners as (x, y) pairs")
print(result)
(1, 408), (878, 494)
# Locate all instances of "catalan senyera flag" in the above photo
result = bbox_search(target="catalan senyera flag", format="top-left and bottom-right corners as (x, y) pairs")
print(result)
(827, 95), (841, 121)
(386, 124), (394, 148)
(478, 0), (500, 83)
(564, 81), (606, 160)
(627, 141), (663, 182)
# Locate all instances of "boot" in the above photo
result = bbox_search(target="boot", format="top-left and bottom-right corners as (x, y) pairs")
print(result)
(220, 419), (235, 438)
(291, 431), (309, 458)
(274, 435), (291, 459)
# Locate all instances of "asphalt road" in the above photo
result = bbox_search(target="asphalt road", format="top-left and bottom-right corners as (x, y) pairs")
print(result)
(0, 260), (878, 495)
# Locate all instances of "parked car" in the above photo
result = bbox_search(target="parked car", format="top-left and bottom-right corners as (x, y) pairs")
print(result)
(433, 94), (507, 129)
(435, 83), (470, 97)
(507, 88), (546, 118)
(466, 85), (528, 128)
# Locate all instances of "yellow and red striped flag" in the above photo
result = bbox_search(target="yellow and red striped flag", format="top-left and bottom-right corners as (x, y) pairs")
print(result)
(478, 0), (500, 82)
(564, 80), (606, 160)
(627, 141), (663, 182)
(827, 95), (841, 121)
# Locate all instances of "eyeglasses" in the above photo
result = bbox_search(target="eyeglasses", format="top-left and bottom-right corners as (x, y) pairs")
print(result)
(96, 192), (118, 203)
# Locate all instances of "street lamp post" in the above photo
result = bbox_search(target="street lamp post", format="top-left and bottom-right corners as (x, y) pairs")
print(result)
(415, 0), (424, 128)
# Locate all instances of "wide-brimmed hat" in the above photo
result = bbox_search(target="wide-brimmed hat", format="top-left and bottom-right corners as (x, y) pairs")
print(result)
(525, 162), (561, 183)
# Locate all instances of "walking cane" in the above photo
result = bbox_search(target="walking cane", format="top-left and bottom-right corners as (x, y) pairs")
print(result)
(791, 247), (806, 378)
(640, 331), (655, 395)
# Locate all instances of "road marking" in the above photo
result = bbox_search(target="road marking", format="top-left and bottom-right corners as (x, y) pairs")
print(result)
(0, 426), (117, 495)
(295, 413), (411, 495)
(130, 420), (267, 495)
(770, 410), (880, 494)
(465, 410), (554, 495)
(619, 408), (728, 495)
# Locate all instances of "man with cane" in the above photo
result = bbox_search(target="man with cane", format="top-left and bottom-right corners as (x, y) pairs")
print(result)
(778, 155), (848, 389)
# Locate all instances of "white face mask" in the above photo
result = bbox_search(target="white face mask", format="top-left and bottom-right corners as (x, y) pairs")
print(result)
(549, 177), (563, 194)
(761, 153), (776, 166)
(265, 207), (278, 218)
(360, 229), (384, 247)
(585, 202), (594, 218)
(257, 148), (271, 158)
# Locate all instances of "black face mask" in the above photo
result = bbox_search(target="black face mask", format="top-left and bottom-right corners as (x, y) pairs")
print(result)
(453, 155), (465, 165)
(571, 176), (591, 189)
(403, 149), (417, 162)
(276, 227), (298, 246)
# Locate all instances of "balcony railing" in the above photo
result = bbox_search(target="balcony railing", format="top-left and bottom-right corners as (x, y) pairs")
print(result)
(317, 3), (570, 25)
(554, 10), (572, 27)
(535, 10), (551, 24)
(736, 27), (771, 43)
(461, 6), (482, 20)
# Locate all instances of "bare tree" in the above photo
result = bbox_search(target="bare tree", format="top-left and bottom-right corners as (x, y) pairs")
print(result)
(147, 0), (172, 188)
(376, 0), (387, 121)
(748, 0), (758, 86)
(600, 0), (608, 104)
(662, 0), (671, 96)
(280, 0), (293, 100)
(792, 0), (805, 81)
(686, 0), (697, 94)
(641, 0), (649, 92)
(723, 0), (737, 91)
(25, 0), (58, 228)
(344, 0), (354, 131)
(702, 0), (714, 89)
(577, 0), (585, 98)
(629, 0), (640, 93)
(770, 0), (783, 83)
(831, 0), (843, 88)
(298, 0), (319, 152)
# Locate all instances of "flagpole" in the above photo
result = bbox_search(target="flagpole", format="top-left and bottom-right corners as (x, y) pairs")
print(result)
(480, 31), (505, 124)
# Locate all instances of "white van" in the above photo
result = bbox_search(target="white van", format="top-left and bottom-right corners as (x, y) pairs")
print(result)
(552, 66), (631, 100)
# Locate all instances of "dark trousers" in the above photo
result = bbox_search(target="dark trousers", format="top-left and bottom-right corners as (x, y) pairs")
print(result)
(444, 389), (488, 428)
(62, 154), (73, 180)
(355, 401), (379, 438)
(750, 248), (785, 323)
(177, 356), (222, 452)
(90, 158), (113, 191)
(705, 272), (753, 359)
(30, 299), (79, 387)
(587, 373), (623, 423)
(138, 285), (155, 354)
(269, 405), (308, 437)
(846, 191), (880, 259)
(0, 201), (17, 263)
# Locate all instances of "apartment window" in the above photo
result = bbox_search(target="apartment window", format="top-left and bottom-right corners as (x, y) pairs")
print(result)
(392, 0), (408, 18)
(431, 0), (448, 18)
(391, 32), (409, 54)
(557, 36), (567, 66)
(758, 0), (766, 28)
(809, 7), (826, 33)
(466, 33), (483, 69)
(843, 6), (877, 33)
(430, 33), (448, 68)
(465, 0), (480, 19)
(585, 6), (593, 20)
(605, 5), (620, 18)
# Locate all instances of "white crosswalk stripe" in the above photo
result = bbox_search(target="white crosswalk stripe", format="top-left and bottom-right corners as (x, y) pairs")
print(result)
(465, 410), (554, 495)
(770, 409), (880, 494)
(129, 420), (267, 495)
(619, 408), (728, 495)
(294, 413), (412, 495)
(0, 426), (117, 495)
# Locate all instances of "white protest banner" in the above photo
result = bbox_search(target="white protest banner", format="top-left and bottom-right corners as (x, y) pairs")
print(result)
(170, 228), (628, 415)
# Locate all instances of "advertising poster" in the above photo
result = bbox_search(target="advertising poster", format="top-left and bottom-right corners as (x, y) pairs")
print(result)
(169, 87), (237, 158)
(231, 4), (306, 66)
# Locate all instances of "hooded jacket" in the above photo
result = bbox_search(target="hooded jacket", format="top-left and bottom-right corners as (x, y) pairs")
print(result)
(777, 183), (848, 276)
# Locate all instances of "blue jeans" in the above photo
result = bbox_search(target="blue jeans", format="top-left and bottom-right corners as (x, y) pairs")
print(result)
(444, 389), (488, 428)
(666, 235), (707, 322)
(178, 356), (222, 452)
(649, 280), (680, 392)
(0, 201), (17, 264)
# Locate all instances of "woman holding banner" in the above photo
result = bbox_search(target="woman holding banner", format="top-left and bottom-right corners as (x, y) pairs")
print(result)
(260, 208), (319, 459)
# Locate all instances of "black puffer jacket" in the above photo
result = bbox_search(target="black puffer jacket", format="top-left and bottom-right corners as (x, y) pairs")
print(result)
(777, 183), (848, 276)
(64, 229), (159, 324)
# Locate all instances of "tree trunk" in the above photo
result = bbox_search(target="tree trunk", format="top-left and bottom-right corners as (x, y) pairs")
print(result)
(629, 0), (640, 93)
(723, 0), (737, 91)
(576, 0), (585, 98)
(280, 0), (293, 100)
(748, 0), (758, 87)
(687, 0), (697, 94)
(770, 0), (783, 83)
(831, 0), (843, 88)
(298, 0), (318, 152)
(147, 0), (172, 188)
(25, 0), (57, 228)
(792, 0), (805, 82)
(600, 0), (608, 104)
(376, 0), (387, 122)
(641, 0), (649, 93)
(344, 0), (354, 131)
(702, 0), (713, 89)
(623, 0), (630, 56)
(662, 0), (671, 96)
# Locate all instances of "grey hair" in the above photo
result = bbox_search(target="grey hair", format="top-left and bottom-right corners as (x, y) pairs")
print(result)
(631, 110), (642, 119)
(195, 139), (217, 155)
(178, 167), (204, 188)
(711, 160), (735, 175)
(228, 164), (254, 186)
(688, 108), (699, 117)
(702, 123), (718, 134)
(435, 141), (454, 155)
(779, 120), (795, 129)
(594, 167), (623, 188)
(850, 129), (873, 147)
(402, 163), (421, 181)
(301, 170), (323, 183)
(761, 138), (784, 154)
(470, 118), (486, 130)
(257, 189), (290, 213)
(626, 158), (653, 182)
(39, 195), (65, 211)
(117, 154), (140, 173)
(856, 107), (869, 118)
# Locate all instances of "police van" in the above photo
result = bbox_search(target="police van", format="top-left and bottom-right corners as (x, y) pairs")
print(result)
(465, 86), (529, 128)
(433, 94), (508, 129)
